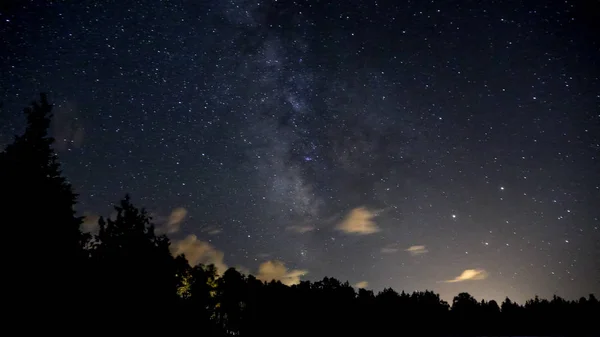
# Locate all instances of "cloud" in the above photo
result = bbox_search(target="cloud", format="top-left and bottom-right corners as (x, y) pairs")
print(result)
(154, 207), (188, 234)
(336, 207), (380, 235)
(256, 260), (308, 286)
(405, 245), (428, 256)
(164, 207), (187, 234)
(81, 213), (100, 233)
(381, 243), (399, 254)
(200, 225), (222, 235)
(170, 234), (227, 274)
(354, 281), (369, 288)
(442, 269), (488, 283)
(286, 225), (315, 233)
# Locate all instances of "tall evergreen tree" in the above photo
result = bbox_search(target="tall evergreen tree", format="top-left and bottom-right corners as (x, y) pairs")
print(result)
(0, 93), (86, 316)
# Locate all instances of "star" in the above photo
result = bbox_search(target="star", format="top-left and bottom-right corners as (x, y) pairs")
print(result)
(0, 0), (596, 307)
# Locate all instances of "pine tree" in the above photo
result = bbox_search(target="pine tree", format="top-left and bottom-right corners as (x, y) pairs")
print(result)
(0, 93), (87, 319)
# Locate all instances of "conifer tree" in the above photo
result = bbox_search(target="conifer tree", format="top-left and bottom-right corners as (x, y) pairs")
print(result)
(0, 93), (86, 310)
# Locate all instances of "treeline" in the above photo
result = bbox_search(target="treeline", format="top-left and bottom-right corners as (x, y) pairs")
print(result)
(1, 94), (598, 335)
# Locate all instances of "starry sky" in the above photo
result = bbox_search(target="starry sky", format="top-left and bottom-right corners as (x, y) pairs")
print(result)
(1, 0), (599, 304)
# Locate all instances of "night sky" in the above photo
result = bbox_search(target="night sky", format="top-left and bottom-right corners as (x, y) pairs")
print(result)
(1, 0), (598, 304)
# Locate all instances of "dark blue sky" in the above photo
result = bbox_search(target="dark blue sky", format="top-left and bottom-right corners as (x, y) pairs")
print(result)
(1, 0), (598, 303)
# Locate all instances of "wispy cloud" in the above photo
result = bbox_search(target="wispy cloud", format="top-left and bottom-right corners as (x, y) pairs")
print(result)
(81, 212), (100, 233)
(405, 245), (428, 256)
(442, 269), (488, 283)
(256, 260), (308, 286)
(155, 207), (188, 234)
(354, 281), (369, 288)
(336, 207), (380, 235)
(200, 225), (222, 235)
(381, 243), (399, 254)
(286, 225), (315, 233)
(170, 234), (227, 274)
(165, 207), (187, 233)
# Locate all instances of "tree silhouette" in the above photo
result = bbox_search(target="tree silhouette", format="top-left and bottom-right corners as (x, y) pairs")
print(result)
(3, 93), (600, 336)
(451, 292), (480, 335)
(0, 93), (87, 320)
(216, 267), (248, 334)
(189, 262), (219, 327)
(89, 195), (178, 326)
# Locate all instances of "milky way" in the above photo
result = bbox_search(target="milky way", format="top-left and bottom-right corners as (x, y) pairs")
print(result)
(1, 0), (598, 302)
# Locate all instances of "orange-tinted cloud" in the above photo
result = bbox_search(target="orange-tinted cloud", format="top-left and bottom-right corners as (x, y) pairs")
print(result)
(336, 207), (380, 235)
(443, 269), (488, 283)
(354, 281), (369, 288)
(256, 260), (308, 286)
(405, 245), (428, 256)
(170, 234), (227, 274)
